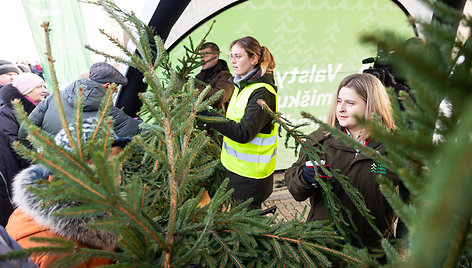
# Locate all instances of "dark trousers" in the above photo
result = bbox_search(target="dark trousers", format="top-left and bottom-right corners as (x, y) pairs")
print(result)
(226, 169), (273, 210)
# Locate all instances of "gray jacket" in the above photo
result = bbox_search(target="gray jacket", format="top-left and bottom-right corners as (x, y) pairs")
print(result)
(20, 78), (140, 141)
(0, 226), (38, 268)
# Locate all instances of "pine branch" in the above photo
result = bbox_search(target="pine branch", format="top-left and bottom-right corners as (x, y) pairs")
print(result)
(40, 22), (74, 151)
(87, 28), (133, 62)
(377, 176), (414, 228)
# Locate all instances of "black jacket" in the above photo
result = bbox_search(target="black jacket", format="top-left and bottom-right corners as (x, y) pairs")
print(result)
(0, 131), (24, 227)
(207, 68), (277, 143)
(0, 84), (36, 142)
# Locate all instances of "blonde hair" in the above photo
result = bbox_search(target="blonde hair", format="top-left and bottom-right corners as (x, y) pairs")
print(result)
(230, 36), (276, 75)
(327, 73), (396, 138)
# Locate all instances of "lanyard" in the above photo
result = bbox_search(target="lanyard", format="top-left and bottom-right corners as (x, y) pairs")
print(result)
(342, 128), (370, 146)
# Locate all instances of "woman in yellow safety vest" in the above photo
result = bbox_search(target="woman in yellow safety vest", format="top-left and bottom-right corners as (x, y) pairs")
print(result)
(200, 36), (278, 210)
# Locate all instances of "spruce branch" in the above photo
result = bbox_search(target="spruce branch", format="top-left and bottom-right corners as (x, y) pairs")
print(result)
(84, 28), (133, 63)
(41, 22), (74, 151)
(179, 20), (215, 79)
(93, 0), (156, 67)
(11, 101), (91, 177)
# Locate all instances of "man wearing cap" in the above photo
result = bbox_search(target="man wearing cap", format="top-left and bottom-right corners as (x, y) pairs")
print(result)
(0, 60), (20, 87)
(0, 60), (21, 105)
(19, 62), (140, 144)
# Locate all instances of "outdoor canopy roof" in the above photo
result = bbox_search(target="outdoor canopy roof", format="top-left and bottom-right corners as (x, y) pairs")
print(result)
(116, 0), (243, 117)
(115, 0), (464, 118)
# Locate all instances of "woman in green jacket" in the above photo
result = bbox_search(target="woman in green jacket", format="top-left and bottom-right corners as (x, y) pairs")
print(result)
(285, 73), (399, 249)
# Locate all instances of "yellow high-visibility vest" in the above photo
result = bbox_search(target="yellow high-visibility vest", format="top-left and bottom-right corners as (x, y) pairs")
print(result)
(221, 82), (278, 179)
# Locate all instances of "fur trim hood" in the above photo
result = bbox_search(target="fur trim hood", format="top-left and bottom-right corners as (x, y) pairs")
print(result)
(11, 165), (116, 249)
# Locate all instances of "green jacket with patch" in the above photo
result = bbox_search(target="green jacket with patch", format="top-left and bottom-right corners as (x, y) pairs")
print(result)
(285, 128), (400, 249)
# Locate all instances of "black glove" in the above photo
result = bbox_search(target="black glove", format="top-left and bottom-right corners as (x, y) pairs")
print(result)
(302, 164), (318, 188)
(196, 109), (211, 117)
(112, 136), (134, 148)
(195, 109), (211, 130)
(302, 161), (331, 188)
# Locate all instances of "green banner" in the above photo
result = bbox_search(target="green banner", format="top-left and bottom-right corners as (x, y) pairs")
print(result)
(21, 0), (91, 88)
(171, 0), (415, 170)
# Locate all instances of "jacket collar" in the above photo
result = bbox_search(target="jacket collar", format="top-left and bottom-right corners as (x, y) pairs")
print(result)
(313, 127), (385, 154)
(0, 84), (36, 114)
(64, 78), (107, 111)
(328, 135), (384, 153)
(196, 59), (230, 81)
(12, 165), (116, 249)
(232, 67), (277, 90)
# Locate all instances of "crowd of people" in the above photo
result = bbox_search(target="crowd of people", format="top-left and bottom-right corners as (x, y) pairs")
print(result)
(0, 36), (403, 266)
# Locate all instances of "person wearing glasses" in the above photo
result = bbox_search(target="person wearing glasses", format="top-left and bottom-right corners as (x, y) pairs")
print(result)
(198, 36), (278, 210)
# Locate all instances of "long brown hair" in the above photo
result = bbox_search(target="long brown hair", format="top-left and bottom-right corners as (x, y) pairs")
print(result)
(230, 36), (276, 75)
(327, 73), (396, 138)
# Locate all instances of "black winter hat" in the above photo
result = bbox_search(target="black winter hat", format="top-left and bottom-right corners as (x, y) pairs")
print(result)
(89, 62), (128, 85)
(0, 60), (20, 75)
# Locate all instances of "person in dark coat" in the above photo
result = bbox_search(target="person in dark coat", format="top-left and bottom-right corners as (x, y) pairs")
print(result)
(0, 131), (25, 227)
(195, 42), (234, 114)
(284, 73), (400, 250)
(0, 74), (45, 225)
(200, 37), (278, 210)
(0, 73), (47, 142)
(18, 62), (141, 146)
(0, 60), (20, 105)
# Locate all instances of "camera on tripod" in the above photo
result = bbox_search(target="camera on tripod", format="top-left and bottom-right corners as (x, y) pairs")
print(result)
(362, 46), (416, 109)
(362, 49), (397, 88)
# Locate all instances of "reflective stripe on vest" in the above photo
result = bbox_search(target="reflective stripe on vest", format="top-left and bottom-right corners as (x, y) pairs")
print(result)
(249, 135), (277, 146)
(221, 82), (278, 179)
(223, 141), (277, 164)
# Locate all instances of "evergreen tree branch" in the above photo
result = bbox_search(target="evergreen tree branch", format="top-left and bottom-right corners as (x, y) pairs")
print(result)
(258, 99), (383, 244)
(41, 22), (74, 151)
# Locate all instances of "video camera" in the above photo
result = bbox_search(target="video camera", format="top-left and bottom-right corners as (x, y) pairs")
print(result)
(362, 49), (397, 88)
(362, 48), (415, 109)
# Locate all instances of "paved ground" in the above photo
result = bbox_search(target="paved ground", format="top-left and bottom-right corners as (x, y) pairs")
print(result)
(261, 172), (310, 222)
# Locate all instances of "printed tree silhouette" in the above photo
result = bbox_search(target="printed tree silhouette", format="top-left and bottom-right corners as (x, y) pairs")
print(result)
(259, 0), (472, 267)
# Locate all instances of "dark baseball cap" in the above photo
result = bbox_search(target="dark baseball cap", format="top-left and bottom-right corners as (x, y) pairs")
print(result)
(89, 62), (128, 85)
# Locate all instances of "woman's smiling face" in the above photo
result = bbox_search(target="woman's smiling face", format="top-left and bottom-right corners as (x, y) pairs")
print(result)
(336, 86), (366, 133)
(26, 82), (48, 104)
